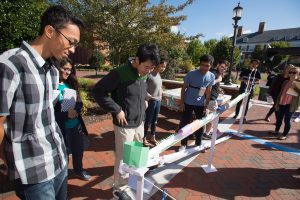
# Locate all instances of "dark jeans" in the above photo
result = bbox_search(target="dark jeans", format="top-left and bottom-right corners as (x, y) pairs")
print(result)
(65, 124), (84, 173)
(179, 103), (205, 146)
(275, 104), (294, 136)
(235, 91), (253, 118)
(266, 96), (278, 118)
(14, 165), (68, 200)
(144, 100), (161, 137)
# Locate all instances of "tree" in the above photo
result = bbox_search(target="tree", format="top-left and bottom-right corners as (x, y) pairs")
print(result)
(161, 58), (176, 80)
(186, 39), (206, 65)
(204, 39), (217, 55)
(267, 41), (290, 70)
(0, 0), (49, 53)
(89, 50), (105, 75)
(212, 37), (240, 68)
(251, 45), (268, 71)
(56, 0), (195, 66)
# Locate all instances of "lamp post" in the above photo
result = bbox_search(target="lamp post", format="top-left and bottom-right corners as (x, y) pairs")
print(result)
(225, 2), (243, 85)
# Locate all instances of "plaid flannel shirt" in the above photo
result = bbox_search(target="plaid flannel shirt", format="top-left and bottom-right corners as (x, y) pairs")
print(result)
(0, 41), (67, 184)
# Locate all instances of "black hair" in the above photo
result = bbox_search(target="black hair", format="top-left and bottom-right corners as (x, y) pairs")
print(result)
(159, 51), (169, 64)
(56, 58), (80, 93)
(250, 58), (261, 64)
(39, 5), (84, 35)
(218, 60), (228, 65)
(200, 54), (214, 65)
(136, 43), (160, 66)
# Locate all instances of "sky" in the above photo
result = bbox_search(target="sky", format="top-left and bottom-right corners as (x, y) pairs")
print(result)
(151, 0), (300, 41)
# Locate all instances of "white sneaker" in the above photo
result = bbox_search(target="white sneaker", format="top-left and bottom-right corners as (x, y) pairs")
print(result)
(178, 145), (186, 152)
(294, 117), (300, 122)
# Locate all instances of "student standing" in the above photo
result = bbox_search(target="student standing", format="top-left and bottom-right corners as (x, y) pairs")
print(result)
(93, 43), (160, 199)
(178, 54), (215, 151)
(233, 59), (261, 121)
(143, 52), (168, 147)
(54, 58), (91, 181)
(0, 5), (83, 199)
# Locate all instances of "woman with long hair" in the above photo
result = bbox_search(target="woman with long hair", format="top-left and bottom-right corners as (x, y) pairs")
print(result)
(54, 58), (91, 181)
(265, 65), (291, 122)
(273, 65), (300, 140)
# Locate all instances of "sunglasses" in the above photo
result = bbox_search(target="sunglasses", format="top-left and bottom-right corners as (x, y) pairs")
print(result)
(55, 28), (79, 48)
(289, 71), (297, 74)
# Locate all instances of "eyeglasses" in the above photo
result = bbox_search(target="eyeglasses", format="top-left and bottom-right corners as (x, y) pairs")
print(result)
(60, 67), (72, 72)
(289, 71), (297, 74)
(55, 29), (79, 48)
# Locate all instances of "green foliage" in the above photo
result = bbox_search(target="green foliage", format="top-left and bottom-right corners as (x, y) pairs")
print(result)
(212, 37), (240, 67)
(253, 86), (260, 97)
(251, 45), (268, 71)
(0, 0), (49, 52)
(204, 39), (218, 55)
(267, 41), (290, 70)
(161, 58), (176, 80)
(178, 58), (194, 72)
(78, 78), (95, 91)
(102, 65), (113, 72)
(186, 39), (206, 65)
(80, 90), (93, 114)
(89, 50), (105, 71)
(56, 0), (195, 65)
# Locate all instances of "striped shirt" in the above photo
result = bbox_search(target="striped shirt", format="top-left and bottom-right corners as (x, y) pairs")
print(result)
(0, 41), (67, 184)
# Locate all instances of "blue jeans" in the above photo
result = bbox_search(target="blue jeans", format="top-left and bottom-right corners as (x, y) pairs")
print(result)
(275, 104), (294, 136)
(179, 103), (205, 146)
(144, 100), (161, 137)
(14, 166), (68, 200)
(65, 124), (84, 173)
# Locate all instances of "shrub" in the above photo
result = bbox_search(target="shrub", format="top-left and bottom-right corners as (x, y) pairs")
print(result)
(80, 90), (93, 114)
(78, 78), (95, 91)
(178, 58), (195, 73)
(102, 65), (113, 72)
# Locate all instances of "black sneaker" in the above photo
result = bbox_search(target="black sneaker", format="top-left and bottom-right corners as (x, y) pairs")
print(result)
(113, 190), (132, 200)
(75, 170), (91, 181)
(202, 133), (212, 140)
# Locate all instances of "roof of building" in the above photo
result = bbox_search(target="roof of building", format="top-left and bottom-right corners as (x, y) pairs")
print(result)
(236, 27), (300, 44)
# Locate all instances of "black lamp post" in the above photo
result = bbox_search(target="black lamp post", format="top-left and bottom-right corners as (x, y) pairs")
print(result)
(225, 2), (243, 85)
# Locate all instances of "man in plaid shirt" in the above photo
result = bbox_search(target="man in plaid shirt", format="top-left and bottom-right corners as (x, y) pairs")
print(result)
(0, 5), (83, 199)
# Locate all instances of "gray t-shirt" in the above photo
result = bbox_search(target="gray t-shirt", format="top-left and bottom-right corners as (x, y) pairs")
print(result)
(147, 72), (162, 100)
(183, 70), (215, 106)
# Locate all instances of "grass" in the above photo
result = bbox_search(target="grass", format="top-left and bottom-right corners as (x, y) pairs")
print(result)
(260, 73), (268, 81)
(175, 77), (183, 82)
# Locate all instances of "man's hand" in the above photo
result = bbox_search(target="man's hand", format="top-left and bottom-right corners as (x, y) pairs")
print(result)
(116, 110), (128, 126)
(68, 109), (78, 119)
(0, 116), (8, 175)
(180, 102), (185, 112)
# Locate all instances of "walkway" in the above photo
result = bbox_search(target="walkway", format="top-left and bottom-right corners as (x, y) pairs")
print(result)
(1, 100), (300, 200)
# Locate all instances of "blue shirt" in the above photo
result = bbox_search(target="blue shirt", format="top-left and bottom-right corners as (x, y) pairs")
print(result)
(183, 70), (215, 106)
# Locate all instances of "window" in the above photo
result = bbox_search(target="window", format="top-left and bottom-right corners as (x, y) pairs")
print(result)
(243, 37), (248, 42)
(285, 35), (290, 41)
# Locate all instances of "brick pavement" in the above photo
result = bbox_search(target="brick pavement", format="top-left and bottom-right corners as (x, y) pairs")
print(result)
(1, 104), (300, 200)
